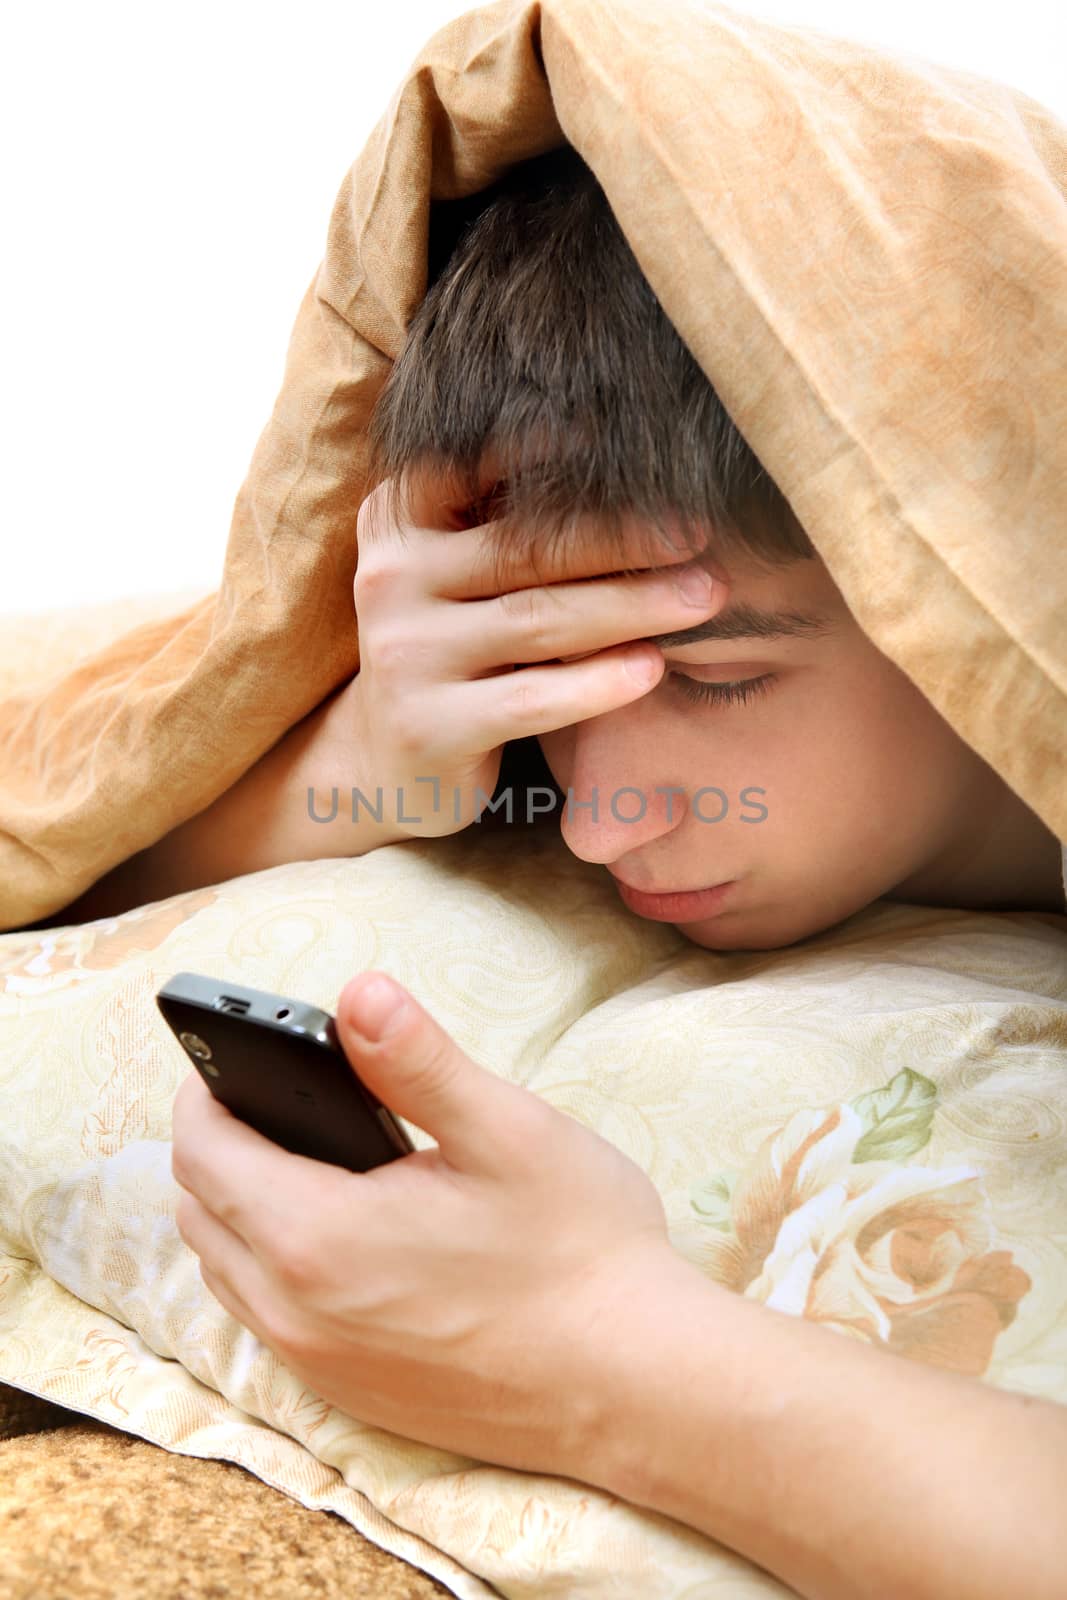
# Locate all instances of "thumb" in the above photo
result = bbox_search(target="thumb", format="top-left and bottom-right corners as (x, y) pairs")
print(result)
(336, 970), (527, 1173)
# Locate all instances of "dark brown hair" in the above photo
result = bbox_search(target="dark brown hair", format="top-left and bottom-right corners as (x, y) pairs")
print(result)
(365, 142), (814, 586)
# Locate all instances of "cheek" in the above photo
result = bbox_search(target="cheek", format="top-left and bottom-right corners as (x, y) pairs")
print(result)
(857, 665), (976, 787)
(783, 665), (975, 840)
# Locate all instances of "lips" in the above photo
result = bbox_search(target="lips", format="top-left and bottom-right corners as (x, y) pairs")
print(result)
(608, 872), (738, 923)
(607, 868), (728, 896)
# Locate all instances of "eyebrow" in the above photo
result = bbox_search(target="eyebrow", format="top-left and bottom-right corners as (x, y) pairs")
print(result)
(648, 602), (837, 650)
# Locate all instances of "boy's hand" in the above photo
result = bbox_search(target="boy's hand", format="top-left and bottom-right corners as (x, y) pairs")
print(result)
(171, 969), (705, 1475)
(340, 469), (724, 837)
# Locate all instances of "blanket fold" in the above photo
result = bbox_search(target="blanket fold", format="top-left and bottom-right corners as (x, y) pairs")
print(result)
(2, 0), (1065, 930)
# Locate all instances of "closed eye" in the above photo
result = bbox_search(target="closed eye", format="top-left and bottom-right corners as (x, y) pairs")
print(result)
(666, 672), (777, 708)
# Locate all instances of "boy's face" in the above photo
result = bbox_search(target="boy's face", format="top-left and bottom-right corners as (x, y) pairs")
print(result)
(537, 549), (1003, 950)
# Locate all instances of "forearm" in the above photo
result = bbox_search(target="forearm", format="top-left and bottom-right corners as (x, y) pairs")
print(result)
(585, 1260), (1067, 1600)
(42, 681), (409, 924)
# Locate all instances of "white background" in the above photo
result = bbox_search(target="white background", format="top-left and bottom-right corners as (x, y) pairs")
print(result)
(2, 1), (1064, 614)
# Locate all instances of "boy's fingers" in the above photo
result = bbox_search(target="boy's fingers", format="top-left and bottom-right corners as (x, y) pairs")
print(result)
(403, 645), (666, 757)
(377, 450), (707, 601)
(429, 560), (722, 676)
(421, 513), (709, 602)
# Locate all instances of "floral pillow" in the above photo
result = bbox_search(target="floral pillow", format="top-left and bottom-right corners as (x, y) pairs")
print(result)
(2, 828), (1065, 1598)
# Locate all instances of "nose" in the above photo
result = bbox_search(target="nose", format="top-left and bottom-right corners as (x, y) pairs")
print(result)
(557, 699), (689, 865)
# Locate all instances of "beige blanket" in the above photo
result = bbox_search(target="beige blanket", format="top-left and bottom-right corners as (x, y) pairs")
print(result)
(2, 0), (1065, 931)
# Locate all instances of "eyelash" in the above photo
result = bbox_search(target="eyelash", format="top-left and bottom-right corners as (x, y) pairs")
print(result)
(666, 672), (777, 708)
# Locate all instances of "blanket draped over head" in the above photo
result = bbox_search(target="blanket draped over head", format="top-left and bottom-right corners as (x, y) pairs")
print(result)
(2, 0), (1065, 931)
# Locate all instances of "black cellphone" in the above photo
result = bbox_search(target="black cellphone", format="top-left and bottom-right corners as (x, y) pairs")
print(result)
(156, 972), (416, 1172)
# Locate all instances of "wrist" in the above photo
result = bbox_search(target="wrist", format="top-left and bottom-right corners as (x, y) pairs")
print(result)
(575, 1248), (852, 1584)
(567, 1244), (735, 1500)
(297, 680), (410, 851)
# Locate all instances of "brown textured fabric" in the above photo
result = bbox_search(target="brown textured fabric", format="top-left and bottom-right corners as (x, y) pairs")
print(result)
(1, 0), (1065, 930)
(0, 1383), (75, 1441)
(0, 1390), (453, 1600)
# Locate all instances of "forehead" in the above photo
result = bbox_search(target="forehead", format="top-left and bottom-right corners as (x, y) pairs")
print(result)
(646, 551), (848, 651)
(464, 442), (846, 640)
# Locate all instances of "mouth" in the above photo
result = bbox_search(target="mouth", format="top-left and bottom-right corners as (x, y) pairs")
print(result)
(607, 870), (737, 923)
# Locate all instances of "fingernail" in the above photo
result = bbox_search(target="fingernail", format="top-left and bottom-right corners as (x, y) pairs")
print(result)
(624, 645), (660, 684)
(354, 974), (408, 1041)
(676, 565), (715, 606)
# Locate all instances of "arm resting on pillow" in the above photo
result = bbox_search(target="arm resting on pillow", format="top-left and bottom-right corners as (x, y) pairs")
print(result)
(586, 1271), (1066, 1600)
(39, 680), (409, 925)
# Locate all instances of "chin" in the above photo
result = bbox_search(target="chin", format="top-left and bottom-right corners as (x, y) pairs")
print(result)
(676, 911), (826, 953)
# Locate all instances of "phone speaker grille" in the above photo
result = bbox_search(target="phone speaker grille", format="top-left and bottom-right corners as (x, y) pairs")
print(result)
(215, 995), (251, 1016)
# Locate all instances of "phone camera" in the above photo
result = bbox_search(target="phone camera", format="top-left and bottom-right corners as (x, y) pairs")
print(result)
(178, 1031), (219, 1076)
